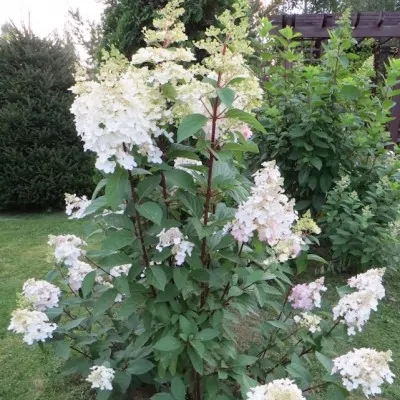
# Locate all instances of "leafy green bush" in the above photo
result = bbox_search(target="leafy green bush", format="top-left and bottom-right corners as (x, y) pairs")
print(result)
(253, 13), (397, 213)
(0, 27), (94, 211)
(321, 157), (400, 271)
(7, 3), (396, 400)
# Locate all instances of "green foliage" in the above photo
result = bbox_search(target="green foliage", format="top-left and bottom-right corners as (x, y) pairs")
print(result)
(99, 0), (235, 58)
(321, 162), (400, 271)
(0, 27), (94, 211)
(254, 16), (400, 271)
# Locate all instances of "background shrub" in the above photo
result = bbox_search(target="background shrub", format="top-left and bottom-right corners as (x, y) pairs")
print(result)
(99, 0), (235, 58)
(253, 15), (400, 271)
(0, 27), (94, 211)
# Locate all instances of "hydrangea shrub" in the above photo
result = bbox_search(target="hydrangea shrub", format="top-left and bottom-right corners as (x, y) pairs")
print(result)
(8, 1), (395, 399)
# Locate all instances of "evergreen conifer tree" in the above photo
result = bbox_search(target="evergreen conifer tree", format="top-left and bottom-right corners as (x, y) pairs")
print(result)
(0, 26), (94, 211)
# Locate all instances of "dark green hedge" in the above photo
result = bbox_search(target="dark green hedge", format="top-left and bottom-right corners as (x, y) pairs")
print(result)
(0, 27), (94, 211)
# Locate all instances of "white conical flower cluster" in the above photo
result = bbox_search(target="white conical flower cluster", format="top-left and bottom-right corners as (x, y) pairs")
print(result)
(333, 268), (386, 335)
(293, 312), (322, 333)
(347, 268), (385, 300)
(48, 234), (87, 266)
(246, 379), (305, 400)
(22, 279), (61, 312)
(65, 193), (91, 219)
(332, 348), (394, 397)
(86, 365), (115, 391)
(68, 261), (94, 292)
(156, 227), (194, 265)
(231, 161), (303, 262)
(8, 309), (57, 345)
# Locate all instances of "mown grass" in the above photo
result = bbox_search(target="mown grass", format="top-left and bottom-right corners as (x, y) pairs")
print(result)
(0, 213), (90, 400)
(0, 213), (399, 399)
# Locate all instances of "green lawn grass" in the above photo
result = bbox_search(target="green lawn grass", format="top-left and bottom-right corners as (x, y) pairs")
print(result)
(0, 213), (399, 399)
(0, 213), (90, 400)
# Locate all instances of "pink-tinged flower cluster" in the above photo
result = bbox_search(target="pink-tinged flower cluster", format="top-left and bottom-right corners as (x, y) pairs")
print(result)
(333, 268), (386, 335)
(239, 124), (253, 140)
(332, 348), (394, 397)
(288, 277), (327, 311)
(231, 161), (303, 262)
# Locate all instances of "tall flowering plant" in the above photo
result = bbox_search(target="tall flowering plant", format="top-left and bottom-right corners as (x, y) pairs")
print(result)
(8, 1), (394, 399)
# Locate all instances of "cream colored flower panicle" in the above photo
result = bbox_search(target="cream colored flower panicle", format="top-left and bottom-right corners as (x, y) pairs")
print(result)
(247, 379), (305, 400)
(48, 234), (87, 266)
(68, 261), (94, 292)
(156, 227), (194, 266)
(332, 348), (394, 397)
(22, 279), (61, 312)
(293, 312), (322, 333)
(231, 161), (303, 262)
(8, 309), (57, 345)
(142, 0), (187, 45)
(86, 365), (115, 391)
(333, 268), (386, 335)
(347, 268), (385, 300)
(65, 193), (91, 219)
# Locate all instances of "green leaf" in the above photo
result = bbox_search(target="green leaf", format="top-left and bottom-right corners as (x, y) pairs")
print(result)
(266, 320), (290, 330)
(53, 341), (70, 360)
(320, 173), (333, 193)
(83, 196), (108, 217)
(173, 268), (189, 291)
(115, 276), (130, 295)
(148, 266), (167, 291)
(92, 178), (107, 200)
(164, 169), (195, 191)
(96, 390), (111, 400)
(341, 84), (361, 100)
(45, 307), (63, 320)
(307, 254), (328, 264)
(188, 346), (204, 375)
(316, 352), (333, 373)
(196, 329), (219, 341)
(136, 202), (163, 226)
(233, 354), (258, 366)
(62, 317), (86, 331)
(177, 114), (208, 143)
(81, 271), (96, 297)
(114, 371), (131, 393)
(94, 289), (118, 316)
(106, 166), (129, 210)
(102, 230), (133, 250)
(310, 156), (322, 171)
(327, 385), (349, 399)
(217, 87), (235, 107)
(225, 109), (266, 133)
(154, 336), (181, 352)
(171, 376), (186, 400)
(127, 359), (155, 375)
(152, 394), (175, 400)
(223, 141), (259, 153)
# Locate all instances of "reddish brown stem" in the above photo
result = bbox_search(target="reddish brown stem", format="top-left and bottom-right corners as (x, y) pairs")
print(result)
(123, 144), (156, 297)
